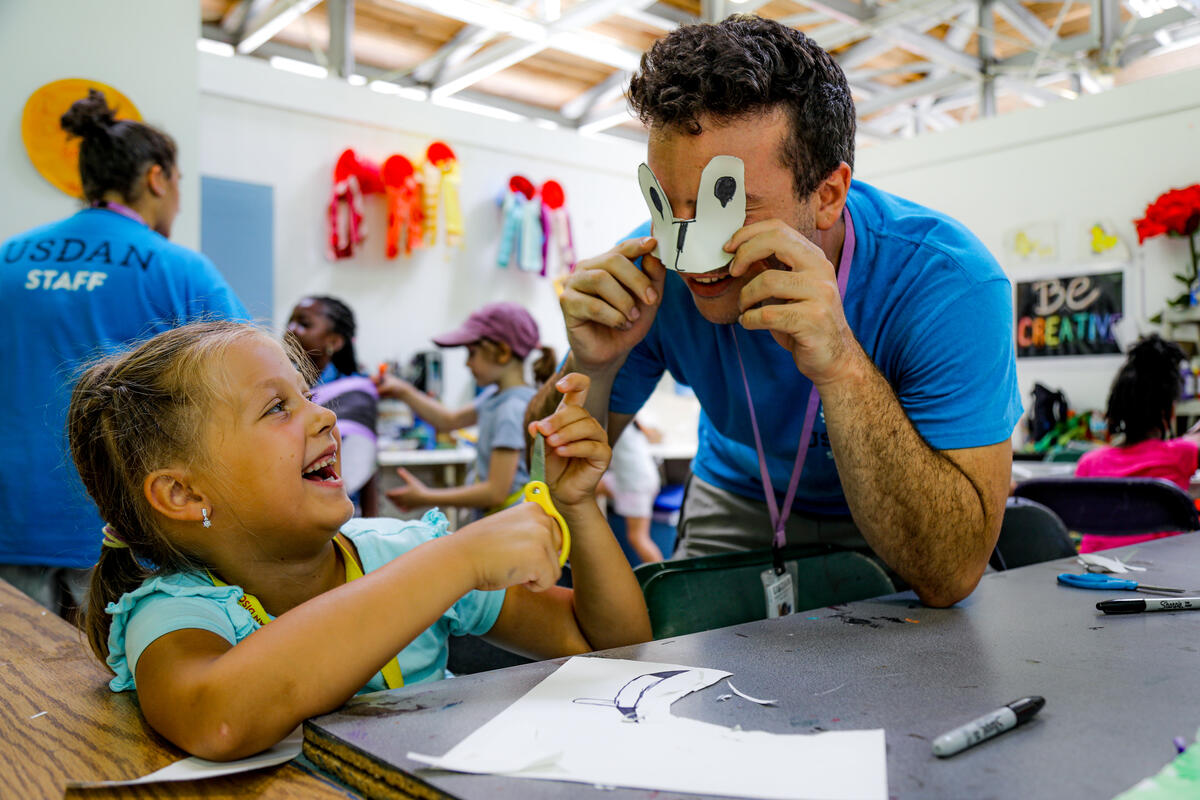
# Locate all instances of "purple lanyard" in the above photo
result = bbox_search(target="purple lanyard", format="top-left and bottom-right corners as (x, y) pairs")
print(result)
(731, 206), (856, 566)
(91, 201), (147, 227)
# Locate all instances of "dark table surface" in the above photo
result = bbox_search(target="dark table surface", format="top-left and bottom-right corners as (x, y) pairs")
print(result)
(308, 534), (1200, 800)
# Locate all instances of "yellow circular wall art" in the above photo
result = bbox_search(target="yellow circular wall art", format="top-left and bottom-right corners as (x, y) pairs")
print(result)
(22, 78), (142, 198)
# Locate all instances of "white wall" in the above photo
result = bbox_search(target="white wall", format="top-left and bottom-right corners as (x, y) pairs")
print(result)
(199, 53), (648, 406)
(0, 1), (201, 247)
(857, 68), (1200, 441)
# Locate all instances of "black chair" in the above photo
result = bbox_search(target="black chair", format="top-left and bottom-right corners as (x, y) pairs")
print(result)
(1012, 477), (1200, 537)
(634, 544), (895, 639)
(989, 497), (1076, 571)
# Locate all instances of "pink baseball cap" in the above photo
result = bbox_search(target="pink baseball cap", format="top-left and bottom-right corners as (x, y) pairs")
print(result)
(433, 302), (541, 358)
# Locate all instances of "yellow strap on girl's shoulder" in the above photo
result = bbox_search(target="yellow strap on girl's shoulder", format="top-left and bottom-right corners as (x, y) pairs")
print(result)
(208, 534), (404, 689)
(333, 533), (364, 580)
(332, 533), (403, 688)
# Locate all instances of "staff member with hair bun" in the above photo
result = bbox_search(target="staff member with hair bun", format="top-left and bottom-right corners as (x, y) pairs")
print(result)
(0, 88), (246, 619)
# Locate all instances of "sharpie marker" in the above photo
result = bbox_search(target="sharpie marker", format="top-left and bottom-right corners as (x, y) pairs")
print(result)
(1097, 597), (1200, 614)
(932, 696), (1044, 757)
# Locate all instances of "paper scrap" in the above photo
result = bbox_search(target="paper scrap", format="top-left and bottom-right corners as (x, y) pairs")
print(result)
(66, 728), (302, 789)
(727, 680), (777, 706)
(408, 656), (887, 800)
(1078, 553), (1146, 574)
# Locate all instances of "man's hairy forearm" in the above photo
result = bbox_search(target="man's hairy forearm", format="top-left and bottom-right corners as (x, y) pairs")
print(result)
(820, 349), (996, 607)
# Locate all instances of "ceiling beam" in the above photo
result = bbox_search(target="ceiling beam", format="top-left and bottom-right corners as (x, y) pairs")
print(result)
(994, 0), (1055, 47)
(877, 25), (982, 74)
(431, 39), (546, 97)
(800, 0), (872, 24)
(221, 0), (275, 36)
(561, 69), (630, 120)
(623, 2), (696, 27)
(577, 104), (636, 134)
(327, 0), (354, 79)
(835, 0), (971, 72)
(807, 0), (964, 50)
(856, 72), (974, 115)
(1095, 0), (1122, 63)
(236, 0), (323, 54)
(411, 0), (537, 85)
(406, 0), (648, 93)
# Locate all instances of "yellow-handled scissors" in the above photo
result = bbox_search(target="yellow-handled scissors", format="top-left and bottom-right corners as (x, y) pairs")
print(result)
(524, 432), (570, 566)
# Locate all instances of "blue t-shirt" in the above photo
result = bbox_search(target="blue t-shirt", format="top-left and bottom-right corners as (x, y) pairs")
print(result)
(610, 180), (1022, 515)
(0, 208), (248, 567)
(104, 512), (505, 693)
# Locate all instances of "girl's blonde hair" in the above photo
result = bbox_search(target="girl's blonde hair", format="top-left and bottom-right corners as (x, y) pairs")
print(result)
(68, 321), (311, 665)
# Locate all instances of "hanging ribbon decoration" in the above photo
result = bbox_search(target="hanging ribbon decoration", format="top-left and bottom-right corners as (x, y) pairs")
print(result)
(498, 175), (535, 269)
(382, 154), (424, 259)
(518, 181), (544, 273)
(327, 149), (383, 260)
(539, 180), (576, 278)
(422, 141), (463, 249)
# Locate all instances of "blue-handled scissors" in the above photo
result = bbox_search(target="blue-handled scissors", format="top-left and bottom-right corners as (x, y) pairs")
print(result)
(1056, 573), (1184, 595)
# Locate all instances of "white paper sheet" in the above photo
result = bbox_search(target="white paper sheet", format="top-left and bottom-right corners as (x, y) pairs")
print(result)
(66, 728), (302, 789)
(409, 657), (887, 800)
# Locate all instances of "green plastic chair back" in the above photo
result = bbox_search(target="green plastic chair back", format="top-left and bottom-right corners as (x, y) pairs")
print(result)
(634, 545), (896, 640)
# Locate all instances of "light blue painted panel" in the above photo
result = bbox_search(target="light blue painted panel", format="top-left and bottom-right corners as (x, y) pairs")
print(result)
(200, 176), (274, 325)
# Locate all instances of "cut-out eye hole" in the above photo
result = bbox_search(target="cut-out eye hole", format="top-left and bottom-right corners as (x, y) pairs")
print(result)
(714, 176), (737, 208)
(649, 186), (664, 216)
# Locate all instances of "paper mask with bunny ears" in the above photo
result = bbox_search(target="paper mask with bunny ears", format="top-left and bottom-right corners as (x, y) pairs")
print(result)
(637, 155), (746, 274)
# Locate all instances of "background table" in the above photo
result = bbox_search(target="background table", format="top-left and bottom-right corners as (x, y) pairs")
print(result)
(307, 534), (1200, 799)
(0, 578), (355, 799)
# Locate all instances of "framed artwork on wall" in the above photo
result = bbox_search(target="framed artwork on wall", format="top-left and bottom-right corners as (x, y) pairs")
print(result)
(1015, 270), (1124, 358)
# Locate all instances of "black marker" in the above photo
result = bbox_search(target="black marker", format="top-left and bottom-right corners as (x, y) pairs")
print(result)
(932, 696), (1044, 757)
(1097, 597), (1200, 614)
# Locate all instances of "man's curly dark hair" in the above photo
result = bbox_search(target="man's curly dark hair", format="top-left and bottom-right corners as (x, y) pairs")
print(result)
(628, 15), (855, 199)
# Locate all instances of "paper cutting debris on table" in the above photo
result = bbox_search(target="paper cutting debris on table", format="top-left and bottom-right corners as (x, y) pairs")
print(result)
(727, 680), (777, 706)
(408, 657), (888, 800)
(66, 729), (302, 789)
(1078, 553), (1146, 574)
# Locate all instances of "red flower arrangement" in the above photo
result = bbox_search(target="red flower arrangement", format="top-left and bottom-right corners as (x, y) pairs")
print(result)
(1135, 184), (1200, 243)
(1136, 184), (1200, 312)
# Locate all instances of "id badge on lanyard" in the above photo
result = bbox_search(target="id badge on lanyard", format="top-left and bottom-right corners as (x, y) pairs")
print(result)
(733, 207), (856, 619)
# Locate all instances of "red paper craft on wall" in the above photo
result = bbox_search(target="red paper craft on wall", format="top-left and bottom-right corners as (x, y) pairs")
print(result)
(382, 154), (424, 259)
(328, 148), (383, 260)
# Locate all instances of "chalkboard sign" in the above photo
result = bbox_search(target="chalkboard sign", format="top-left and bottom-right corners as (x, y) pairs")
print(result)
(1015, 271), (1123, 358)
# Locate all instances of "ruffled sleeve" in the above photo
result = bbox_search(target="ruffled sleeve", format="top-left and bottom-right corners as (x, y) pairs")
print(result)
(105, 575), (259, 692)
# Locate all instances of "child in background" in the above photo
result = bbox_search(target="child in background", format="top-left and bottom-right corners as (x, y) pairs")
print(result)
(376, 302), (556, 517)
(600, 420), (665, 563)
(68, 321), (650, 761)
(1075, 334), (1200, 553)
(287, 295), (379, 514)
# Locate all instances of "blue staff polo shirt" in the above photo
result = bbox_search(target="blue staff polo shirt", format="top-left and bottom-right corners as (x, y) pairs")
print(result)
(0, 208), (248, 568)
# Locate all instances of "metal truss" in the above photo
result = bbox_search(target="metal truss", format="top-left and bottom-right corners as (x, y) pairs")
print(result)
(205, 0), (1200, 143)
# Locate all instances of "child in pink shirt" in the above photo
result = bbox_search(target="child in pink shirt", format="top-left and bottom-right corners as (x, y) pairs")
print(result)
(1075, 335), (1200, 552)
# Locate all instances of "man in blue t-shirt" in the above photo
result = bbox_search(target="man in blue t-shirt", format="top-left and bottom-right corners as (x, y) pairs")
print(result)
(544, 17), (1021, 607)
